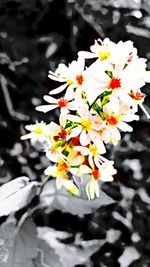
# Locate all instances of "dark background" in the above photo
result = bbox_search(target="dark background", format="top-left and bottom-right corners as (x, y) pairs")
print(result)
(0, 0), (150, 266)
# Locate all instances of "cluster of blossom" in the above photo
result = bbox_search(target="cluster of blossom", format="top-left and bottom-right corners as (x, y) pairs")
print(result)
(21, 38), (150, 200)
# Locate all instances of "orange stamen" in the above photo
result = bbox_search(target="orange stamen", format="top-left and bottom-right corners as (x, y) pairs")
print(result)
(76, 75), (84, 85)
(92, 169), (100, 180)
(58, 97), (68, 107)
(107, 116), (118, 125)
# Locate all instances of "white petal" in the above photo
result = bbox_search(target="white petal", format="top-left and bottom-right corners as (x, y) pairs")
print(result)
(79, 165), (92, 174)
(48, 72), (66, 82)
(111, 126), (121, 140)
(67, 101), (77, 110)
(59, 114), (67, 128)
(43, 95), (57, 103)
(101, 175), (114, 182)
(21, 133), (34, 140)
(78, 51), (97, 59)
(61, 107), (69, 114)
(94, 181), (100, 198)
(66, 115), (81, 123)
(119, 91), (133, 106)
(74, 146), (89, 155)
(70, 126), (82, 138)
(139, 103), (150, 119)
(80, 130), (90, 146)
(44, 165), (56, 176)
(63, 180), (79, 195)
(65, 85), (75, 101)
(109, 93), (119, 115)
(36, 104), (58, 113)
(121, 114), (139, 122)
(89, 153), (94, 169)
(49, 83), (68, 95)
(117, 121), (133, 132)
(56, 177), (63, 190)
(77, 56), (85, 72)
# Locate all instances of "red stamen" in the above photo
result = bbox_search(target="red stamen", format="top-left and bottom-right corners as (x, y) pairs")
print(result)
(92, 169), (100, 180)
(76, 75), (84, 85)
(59, 128), (67, 139)
(107, 116), (118, 125)
(71, 136), (80, 146)
(54, 136), (59, 142)
(58, 97), (68, 107)
(109, 77), (121, 90)
(127, 55), (133, 63)
(83, 157), (89, 166)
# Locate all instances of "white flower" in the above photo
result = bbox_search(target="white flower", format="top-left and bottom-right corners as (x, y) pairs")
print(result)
(78, 38), (115, 61)
(35, 91), (76, 115)
(74, 144), (107, 169)
(78, 161), (116, 181)
(48, 56), (85, 96)
(103, 101), (139, 144)
(66, 106), (106, 152)
(86, 177), (100, 200)
(79, 161), (117, 199)
(78, 38), (137, 67)
(44, 163), (79, 195)
(21, 121), (50, 141)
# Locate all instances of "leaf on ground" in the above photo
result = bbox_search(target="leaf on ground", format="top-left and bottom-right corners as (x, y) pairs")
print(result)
(0, 217), (38, 267)
(37, 227), (103, 267)
(0, 216), (17, 267)
(40, 180), (115, 215)
(14, 218), (38, 267)
(32, 238), (63, 267)
(0, 177), (39, 216)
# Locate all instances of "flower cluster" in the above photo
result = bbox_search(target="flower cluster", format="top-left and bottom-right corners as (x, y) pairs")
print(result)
(21, 38), (150, 199)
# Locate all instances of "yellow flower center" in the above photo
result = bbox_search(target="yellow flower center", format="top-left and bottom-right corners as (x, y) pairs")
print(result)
(89, 145), (98, 156)
(67, 79), (73, 85)
(98, 50), (110, 61)
(81, 117), (92, 131)
(34, 126), (43, 134)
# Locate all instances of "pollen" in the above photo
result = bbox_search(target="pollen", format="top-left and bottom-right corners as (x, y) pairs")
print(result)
(34, 126), (43, 134)
(92, 169), (100, 180)
(81, 117), (91, 130)
(76, 74), (84, 85)
(109, 77), (121, 90)
(67, 79), (73, 85)
(107, 116), (118, 126)
(98, 51), (110, 61)
(57, 97), (68, 107)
